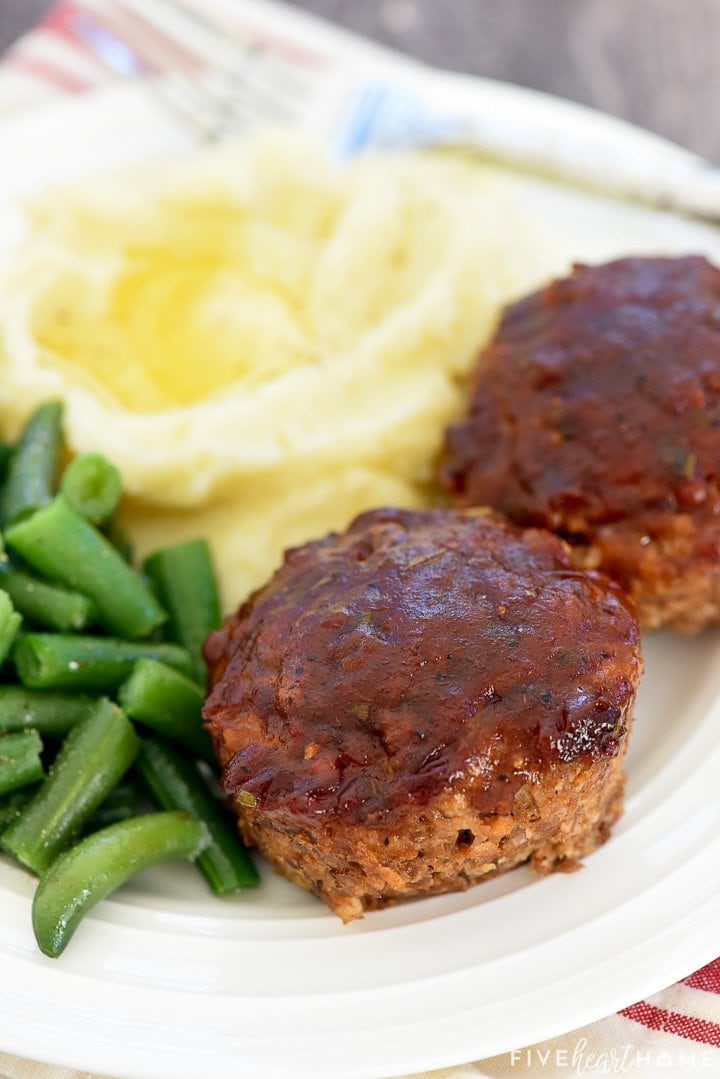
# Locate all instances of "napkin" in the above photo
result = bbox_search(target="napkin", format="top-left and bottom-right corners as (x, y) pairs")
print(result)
(1, 3), (720, 1078)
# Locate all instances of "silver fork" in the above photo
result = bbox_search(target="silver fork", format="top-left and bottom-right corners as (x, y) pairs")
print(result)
(67, 0), (307, 139)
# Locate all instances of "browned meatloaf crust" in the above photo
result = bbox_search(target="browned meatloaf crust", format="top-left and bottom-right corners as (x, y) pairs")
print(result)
(203, 507), (642, 921)
(440, 255), (720, 633)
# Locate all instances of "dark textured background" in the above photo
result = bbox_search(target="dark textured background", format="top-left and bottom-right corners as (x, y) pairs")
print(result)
(0, 0), (717, 162)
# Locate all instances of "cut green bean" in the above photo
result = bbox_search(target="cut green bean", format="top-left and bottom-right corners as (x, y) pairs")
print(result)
(0, 561), (97, 631)
(6, 496), (166, 639)
(0, 730), (44, 796)
(13, 633), (194, 691)
(1, 697), (140, 874)
(32, 811), (209, 957)
(0, 591), (21, 665)
(60, 452), (121, 525)
(0, 686), (98, 738)
(0, 401), (63, 526)
(137, 739), (258, 895)
(118, 659), (214, 762)
(144, 539), (221, 682)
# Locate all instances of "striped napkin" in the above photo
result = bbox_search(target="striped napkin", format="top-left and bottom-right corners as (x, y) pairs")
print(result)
(1, 4), (720, 1078)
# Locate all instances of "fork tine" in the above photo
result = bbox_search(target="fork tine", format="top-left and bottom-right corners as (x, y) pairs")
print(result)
(114, 0), (308, 117)
(156, 73), (228, 139)
(198, 67), (298, 125)
(60, 0), (307, 140)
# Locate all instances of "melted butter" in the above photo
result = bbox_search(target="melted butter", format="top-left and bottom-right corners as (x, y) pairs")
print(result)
(31, 195), (322, 412)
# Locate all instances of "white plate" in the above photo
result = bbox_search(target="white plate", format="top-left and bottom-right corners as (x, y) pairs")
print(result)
(3, 82), (720, 1079)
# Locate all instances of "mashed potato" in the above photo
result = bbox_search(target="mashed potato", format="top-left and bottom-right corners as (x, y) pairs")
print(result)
(0, 134), (548, 608)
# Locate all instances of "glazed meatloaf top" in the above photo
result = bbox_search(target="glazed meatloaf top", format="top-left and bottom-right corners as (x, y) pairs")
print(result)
(441, 255), (720, 537)
(203, 507), (641, 825)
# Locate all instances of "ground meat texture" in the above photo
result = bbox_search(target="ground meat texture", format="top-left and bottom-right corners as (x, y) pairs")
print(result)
(440, 256), (720, 633)
(203, 507), (641, 921)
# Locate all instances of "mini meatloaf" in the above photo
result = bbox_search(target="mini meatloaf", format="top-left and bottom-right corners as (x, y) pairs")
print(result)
(441, 256), (720, 633)
(203, 506), (641, 921)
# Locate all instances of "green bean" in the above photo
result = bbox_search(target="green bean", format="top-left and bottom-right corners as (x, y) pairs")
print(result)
(136, 739), (258, 894)
(13, 633), (194, 691)
(0, 401), (63, 526)
(0, 561), (97, 632)
(0, 591), (22, 665)
(0, 730), (44, 796)
(0, 686), (98, 738)
(60, 452), (121, 525)
(144, 539), (221, 683)
(1, 697), (140, 874)
(118, 659), (214, 762)
(6, 496), (166, 639)
(32, 811), (209, 957)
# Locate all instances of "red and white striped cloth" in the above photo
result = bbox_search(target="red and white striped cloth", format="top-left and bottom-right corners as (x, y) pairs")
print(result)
(473, 959), (720, 1076)
(1, 4), (720, 1078)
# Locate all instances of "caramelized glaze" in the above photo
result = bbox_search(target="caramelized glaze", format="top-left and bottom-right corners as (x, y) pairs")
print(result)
(204, 508), (640, 824)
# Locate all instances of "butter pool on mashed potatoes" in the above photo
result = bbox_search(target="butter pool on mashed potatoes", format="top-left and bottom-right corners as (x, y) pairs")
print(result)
(0, 133), (548, 609)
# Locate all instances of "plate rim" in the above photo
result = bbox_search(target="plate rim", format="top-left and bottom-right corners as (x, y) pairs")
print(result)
(1, 77), (720, 1079)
